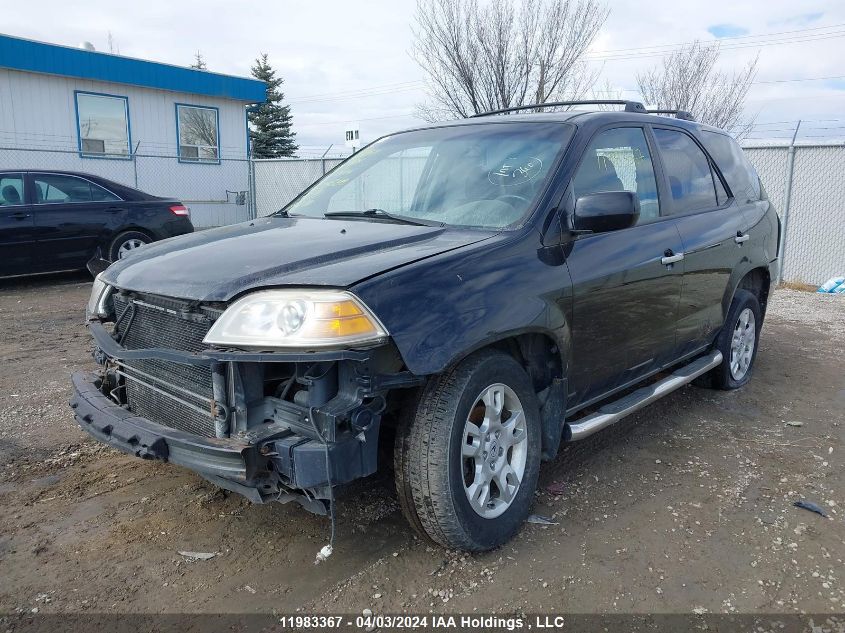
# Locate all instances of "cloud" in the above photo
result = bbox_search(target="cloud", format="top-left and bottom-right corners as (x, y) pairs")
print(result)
(768, 11), (824, 26)
(3, 0), (844, 146)
(707, 24), (750, 38)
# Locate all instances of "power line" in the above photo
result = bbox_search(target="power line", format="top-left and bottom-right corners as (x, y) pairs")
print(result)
(587, 22), (845, 56)
(586, 30), (845, 62)
(296, 112), (419, 127)
(282, 24), (845, 105)
(293, 80), (423, 99)
(290, 83), (425, 105)
(754, 74), (845, 85)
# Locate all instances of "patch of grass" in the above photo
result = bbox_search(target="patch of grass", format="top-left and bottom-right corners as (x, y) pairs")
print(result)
(778, 281), (817, 293)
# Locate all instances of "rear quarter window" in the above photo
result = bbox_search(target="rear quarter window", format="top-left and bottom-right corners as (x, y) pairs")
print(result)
(700, 131), (761, 203)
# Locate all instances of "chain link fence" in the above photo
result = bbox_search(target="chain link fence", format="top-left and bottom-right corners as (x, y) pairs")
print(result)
(0, 146), (253, 228)
(251, 157), (345, 217)
(742, 142), (845, 285)
(4, 141), (841, 285)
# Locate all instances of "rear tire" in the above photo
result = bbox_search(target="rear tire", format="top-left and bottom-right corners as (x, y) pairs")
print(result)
(707, 289), (762, 390)
(108, 230), (151, 261)
(394, 349), (541, 551)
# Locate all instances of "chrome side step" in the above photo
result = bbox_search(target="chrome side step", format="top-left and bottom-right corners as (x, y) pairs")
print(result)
(565, 350), (723, 442)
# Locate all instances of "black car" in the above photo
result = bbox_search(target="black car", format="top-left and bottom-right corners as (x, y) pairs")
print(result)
(71, 101), (779, 552)
(0, 170), (193, 277)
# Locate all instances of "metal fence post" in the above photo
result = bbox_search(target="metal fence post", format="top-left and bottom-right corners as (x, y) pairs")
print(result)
(132, 141), (141, 188)
(320, 144), (333, 176)
(777, 120), (801, 283)
(248, 154), (258, 220)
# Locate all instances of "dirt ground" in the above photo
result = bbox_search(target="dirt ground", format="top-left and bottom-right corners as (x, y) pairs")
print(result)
(0, 273), (843, 618)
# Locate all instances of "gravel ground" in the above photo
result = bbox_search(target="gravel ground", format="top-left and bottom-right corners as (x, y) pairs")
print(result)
(0, 273), (843, 619)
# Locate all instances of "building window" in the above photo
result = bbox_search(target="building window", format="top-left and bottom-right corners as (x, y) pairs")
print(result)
(177, 104), (219, 163)
(75, 92), (131, 158)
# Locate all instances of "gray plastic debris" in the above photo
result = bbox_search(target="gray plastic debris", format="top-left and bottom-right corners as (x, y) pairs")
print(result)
(526, 514), (559, 525)
(178, 551), (217, 560)
(785, 420), (804, 427)
(793, 500), (829, 518)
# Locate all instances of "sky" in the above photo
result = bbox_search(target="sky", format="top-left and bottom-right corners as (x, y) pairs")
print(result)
(3, 0), (845, 156)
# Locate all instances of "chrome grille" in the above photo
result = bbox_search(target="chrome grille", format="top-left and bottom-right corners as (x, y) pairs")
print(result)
(113, 293), (219, 437)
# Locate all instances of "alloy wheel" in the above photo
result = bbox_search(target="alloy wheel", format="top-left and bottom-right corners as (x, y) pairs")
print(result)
(729, 307), (756, 380)
(118, 238), (147, 259)
(461, 383), (528, 519)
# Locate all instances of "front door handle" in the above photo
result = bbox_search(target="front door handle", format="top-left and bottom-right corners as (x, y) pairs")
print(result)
(661, 249), (684, 265)
(735, 232), (750, 244)
(10, 212), (31, 220)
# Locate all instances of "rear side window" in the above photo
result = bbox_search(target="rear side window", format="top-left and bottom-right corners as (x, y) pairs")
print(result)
(572, 127), (661, 222)
(32, 174), (118, 203)
(91, 183), (121, 202)
(700, 131), (761, 203)
(653, 128), (719, 214)
(0, 174), (25, 206)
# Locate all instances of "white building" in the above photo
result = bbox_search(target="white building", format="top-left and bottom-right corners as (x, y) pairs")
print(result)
(0, 34), (266, 227)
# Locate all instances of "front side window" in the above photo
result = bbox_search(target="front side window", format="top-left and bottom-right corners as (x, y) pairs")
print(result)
(76, 93), (130, 158)
(572, 127), (660, 222)
(0, 174), (25, 206)
(285, 122), (573, 229)
(177, 105), (219, 162)
(33, 174), (119, 204)
(653, 128), (719, 214)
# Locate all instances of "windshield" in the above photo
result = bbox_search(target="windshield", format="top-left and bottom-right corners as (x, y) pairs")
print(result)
(284, 122), (573, 229)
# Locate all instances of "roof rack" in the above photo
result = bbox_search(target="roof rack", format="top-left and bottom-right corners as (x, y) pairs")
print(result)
(646, 109), (696, 121)
(470, 100), (648, 117)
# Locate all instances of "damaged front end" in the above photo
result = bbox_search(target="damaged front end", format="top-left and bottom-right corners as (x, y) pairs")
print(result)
(71, 286), (420, 514)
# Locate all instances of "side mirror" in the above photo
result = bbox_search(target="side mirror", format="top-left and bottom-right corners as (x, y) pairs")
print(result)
(573, 191), (640, 234)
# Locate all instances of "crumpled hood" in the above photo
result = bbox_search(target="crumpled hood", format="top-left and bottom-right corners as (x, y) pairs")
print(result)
(103, 216), (495, 301)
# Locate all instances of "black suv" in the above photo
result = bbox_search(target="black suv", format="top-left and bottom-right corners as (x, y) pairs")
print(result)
(71, 102), (778, 551)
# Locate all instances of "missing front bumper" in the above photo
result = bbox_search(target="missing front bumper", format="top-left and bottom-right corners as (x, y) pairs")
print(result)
(70, 371), (380, 507)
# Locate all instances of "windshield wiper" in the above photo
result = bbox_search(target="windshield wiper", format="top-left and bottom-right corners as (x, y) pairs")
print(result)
(324, 208), (443, 227)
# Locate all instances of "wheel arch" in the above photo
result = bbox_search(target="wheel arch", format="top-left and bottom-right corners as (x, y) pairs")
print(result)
(724, 265), (771, 322)
(104, 227), (156, 260)
(424, 328), (569, 462)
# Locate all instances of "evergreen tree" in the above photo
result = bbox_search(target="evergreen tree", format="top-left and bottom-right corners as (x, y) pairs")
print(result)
(249, 54), (297, 158)
(190, 51), (207, 70)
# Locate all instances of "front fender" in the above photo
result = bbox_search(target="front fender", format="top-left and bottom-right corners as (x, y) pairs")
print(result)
(352, 234), (573, 377)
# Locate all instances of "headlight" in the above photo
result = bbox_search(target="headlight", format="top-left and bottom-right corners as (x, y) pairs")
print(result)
(203, 290), (388, 350)
(86, 274), (113, 320)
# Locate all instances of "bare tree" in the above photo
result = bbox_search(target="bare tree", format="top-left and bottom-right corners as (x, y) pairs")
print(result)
(413, 0), (609, 120)
(637, 41), (758, 136)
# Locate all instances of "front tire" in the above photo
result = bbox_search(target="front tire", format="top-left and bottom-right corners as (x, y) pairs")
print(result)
(708, 289), (762, 390)
(394, 349), (541, 551)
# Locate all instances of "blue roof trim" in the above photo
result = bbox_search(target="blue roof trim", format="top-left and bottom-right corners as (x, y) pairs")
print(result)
(0, 34), (266, 102)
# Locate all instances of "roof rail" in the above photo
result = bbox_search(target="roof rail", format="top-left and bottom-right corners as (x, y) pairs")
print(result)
(470, 100), (648, 117)
(646, 109), (696, 121)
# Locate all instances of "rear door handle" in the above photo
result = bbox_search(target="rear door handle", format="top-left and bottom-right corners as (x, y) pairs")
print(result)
(105, 206), (123, 213)
(735, 232), (750, 244)
(661, 249), (684, 265)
